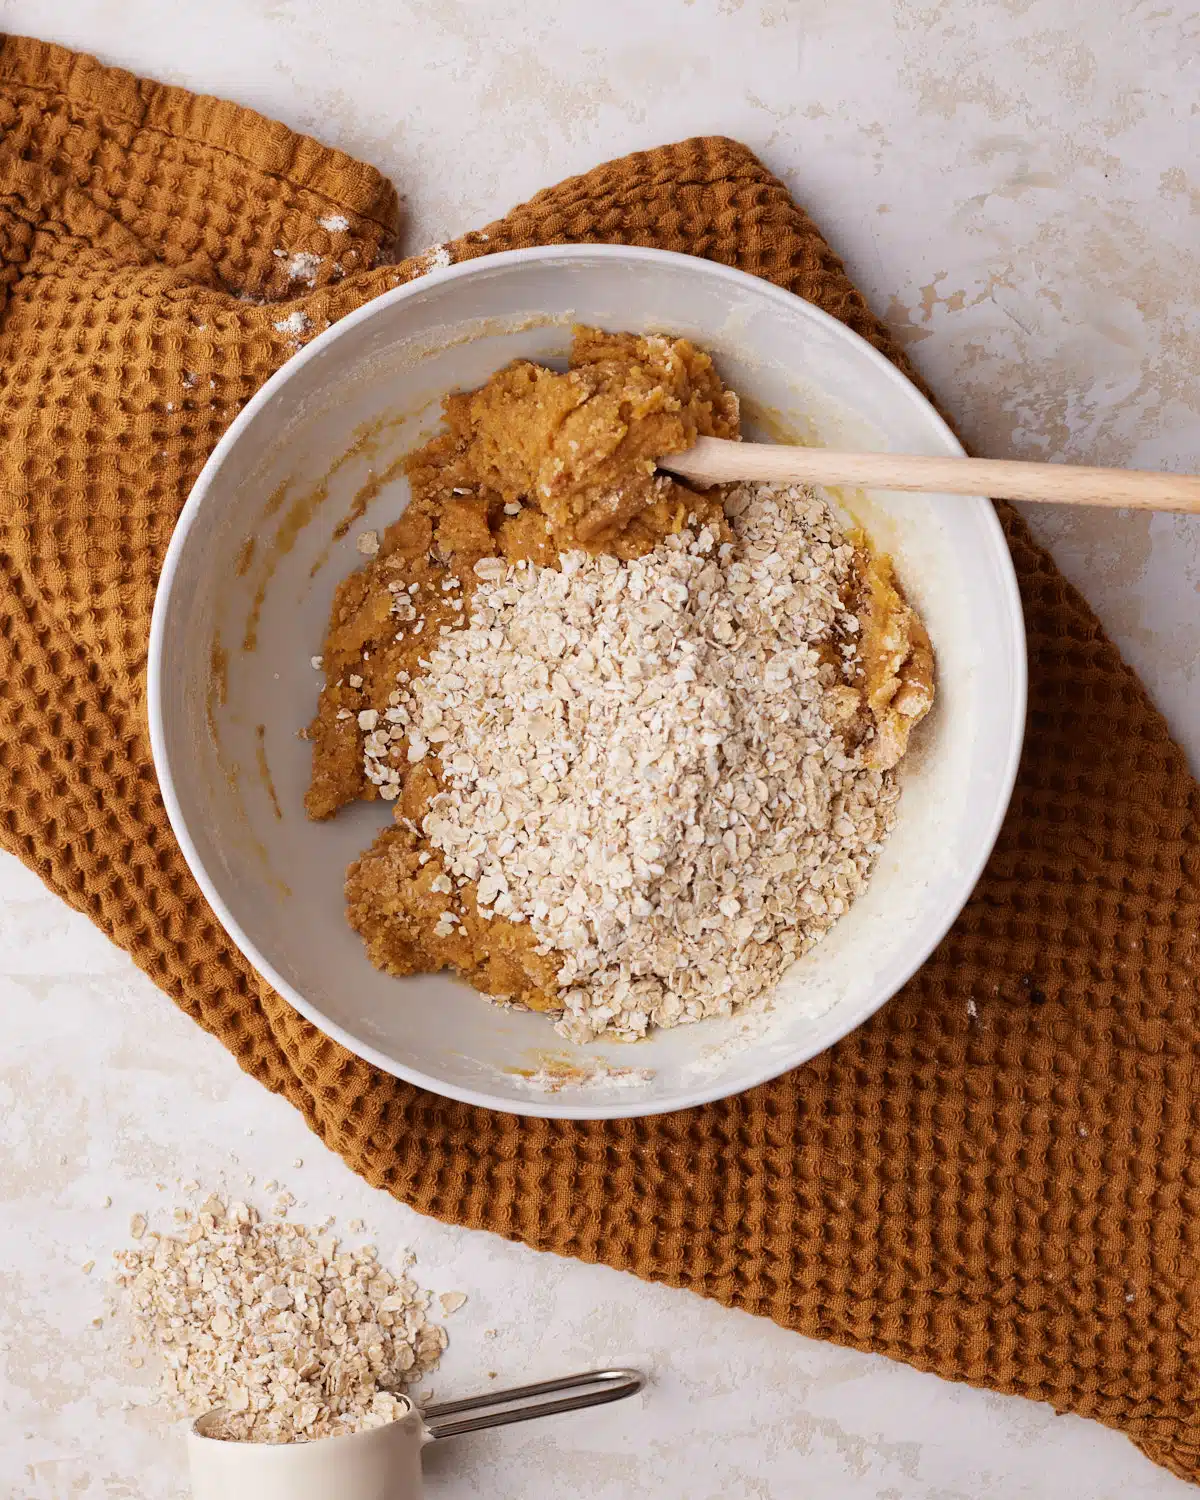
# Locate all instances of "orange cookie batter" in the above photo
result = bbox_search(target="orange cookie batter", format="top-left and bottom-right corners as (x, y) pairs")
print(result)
(306, 327), (933, 1018)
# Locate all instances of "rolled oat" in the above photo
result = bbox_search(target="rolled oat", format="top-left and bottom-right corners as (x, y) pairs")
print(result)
(391, 483), (897, 1041)
(114, 1192), (448, 1442)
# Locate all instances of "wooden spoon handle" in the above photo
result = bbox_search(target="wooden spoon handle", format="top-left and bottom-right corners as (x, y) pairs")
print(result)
(661, 437), (1200, 512)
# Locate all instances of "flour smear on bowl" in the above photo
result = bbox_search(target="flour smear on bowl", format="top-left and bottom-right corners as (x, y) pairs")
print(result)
(304, 328), (934, 1041)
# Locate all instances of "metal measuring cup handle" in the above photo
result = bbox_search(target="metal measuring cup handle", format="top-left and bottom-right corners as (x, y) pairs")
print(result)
(420, 1368), (645, 1441)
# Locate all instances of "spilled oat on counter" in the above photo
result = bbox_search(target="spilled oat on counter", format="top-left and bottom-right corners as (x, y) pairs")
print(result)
(114, 1190), (453, 1442)
(306, 328), (933, 1041)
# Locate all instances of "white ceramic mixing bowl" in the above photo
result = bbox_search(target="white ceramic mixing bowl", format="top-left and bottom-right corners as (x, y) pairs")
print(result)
(148, 245), (1025, 1120)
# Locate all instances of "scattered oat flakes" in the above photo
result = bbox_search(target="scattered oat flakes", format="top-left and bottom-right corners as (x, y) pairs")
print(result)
(81, 1260), (95, 1274)
(357, 530), (381, 557)
(129, 1214), (147, 1240)
(283, 250), (322, 286)
(114, 1192), (449, 1443)
(438, 1292), (467, 1315)
(311, 655), (324, 670)
(392, 484), (895, 1041)
(293, 1158), (304, 1169)
(419, 244), (453, 273)
(273, 310), (312, 338)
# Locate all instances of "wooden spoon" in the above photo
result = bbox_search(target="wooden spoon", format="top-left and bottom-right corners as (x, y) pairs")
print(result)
(659, 436), (1200, 512)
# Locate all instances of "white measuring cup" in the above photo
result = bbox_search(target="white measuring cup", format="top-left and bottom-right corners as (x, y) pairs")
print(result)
(187, 1367), (644, 1500)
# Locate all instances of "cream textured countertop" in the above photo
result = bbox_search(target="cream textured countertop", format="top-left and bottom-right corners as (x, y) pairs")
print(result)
(3, 3), (1198, 1495)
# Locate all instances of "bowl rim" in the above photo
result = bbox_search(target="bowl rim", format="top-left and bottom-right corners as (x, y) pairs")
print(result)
(148, 242), (1028, 1120)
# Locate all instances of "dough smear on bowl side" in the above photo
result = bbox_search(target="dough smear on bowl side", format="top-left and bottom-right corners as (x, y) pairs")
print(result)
(305, 328), (933, 1042)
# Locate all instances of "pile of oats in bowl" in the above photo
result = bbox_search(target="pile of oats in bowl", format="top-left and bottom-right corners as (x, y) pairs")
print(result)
(307, 329), (934, 1042)
(114, 1191), (452, 1442)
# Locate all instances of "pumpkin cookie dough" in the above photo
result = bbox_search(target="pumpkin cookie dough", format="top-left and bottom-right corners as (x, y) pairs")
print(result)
(306, 328), (935, 1036)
